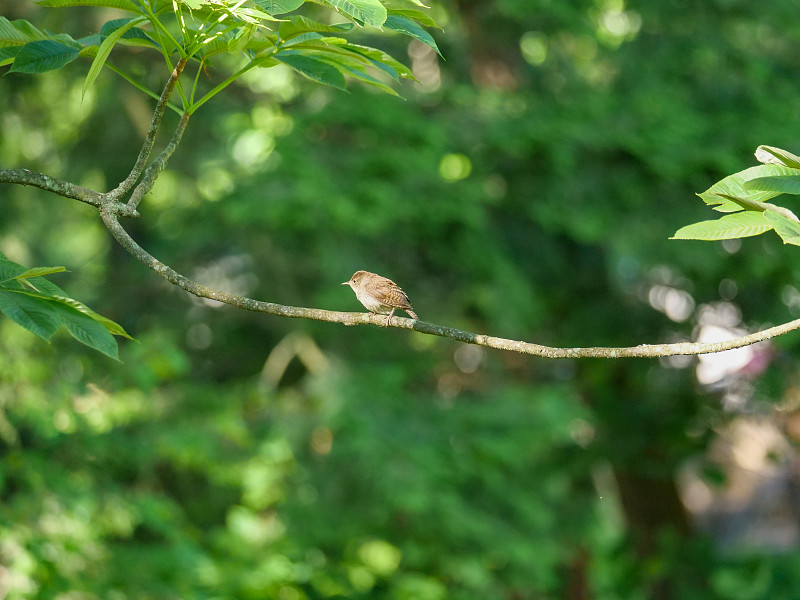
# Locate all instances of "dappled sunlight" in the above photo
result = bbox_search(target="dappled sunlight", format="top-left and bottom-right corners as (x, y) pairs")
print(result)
(310, 426), (333, 455)
(186, 321), (213, 350)
(644, 266), (772, 393)
(226, 505), (285, 547)
(241, 64), (300, 102)
(438, 152), (472, 182)
(679, 418), (800, 552)
(408, 40), (440, 92)
(232, 128), (277, 168)
(694, 303), (771, 389)
(453, 344), (483, 374)
(520, 31), (548, 67)
(695, 325), (754, 387)
(592, 0), (641, 48)
(197, 165), (235, 201)
(648, 284), (695, 323)
(191, 254), (259, 307)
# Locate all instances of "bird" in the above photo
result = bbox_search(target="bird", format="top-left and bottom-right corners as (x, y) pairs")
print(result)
(342, 270), (419, 326)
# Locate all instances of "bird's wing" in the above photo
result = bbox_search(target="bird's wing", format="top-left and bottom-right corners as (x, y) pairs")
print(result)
(366, 277), (412, 309)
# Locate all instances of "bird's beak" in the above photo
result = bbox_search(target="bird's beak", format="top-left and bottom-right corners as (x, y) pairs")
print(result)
(341, 281), (350, 286)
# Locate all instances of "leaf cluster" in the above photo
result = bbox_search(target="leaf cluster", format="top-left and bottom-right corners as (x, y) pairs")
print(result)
(0, 252), (131, 359)
(0, 0), (440, 112)
(673, 145), (800, 246)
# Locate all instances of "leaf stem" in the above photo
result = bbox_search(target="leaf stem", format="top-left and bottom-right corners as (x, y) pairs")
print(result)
(104, 63), (182, 115)
(188, 55), (272, 114)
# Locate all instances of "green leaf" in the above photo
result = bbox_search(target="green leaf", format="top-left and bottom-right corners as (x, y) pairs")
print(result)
(383, 14), (441, 56)
(386, 8), (439, 28)
(50, 300), (121, 360)
(285, 37), (350, 51)
(77, 33), (103, 48)
(83, 17), (144, 97)
(0, 258), (68, 296)
(280, 32), (327, 47)
(0, 289), (62, 341)
(222, 5), (281, 25)
(709, 193), (799, 223)
(37, 0), (142, 10)
(0, 258), (27, 281)
(53, 295), (134, 339)
(754, 145), (800, 169)
(227, 24), (257, 55)
(763, 211), (800, 246)
(0, 290), (127, 358)
(198, 30), (238, 58)
(6, 266), (67, 282)
(275, 50), (347, 89)
(343, 43), (414, 80)
(177, 2), (279, 27)
(671, 211), (773, 241)
(0, 49), (20, 67)
(274, 44), (402, 95)
(743, 173), (800, 195)
(100, 18), (160, 49)
(338, 63), (400, 96)
(698, 164), (794, 212)
(713, 193), (773, 213)
(25, 275), (67, 296)
(253, 0), (305, 15)
(384, 0), (430, 7)
(278, 17), (354, 42)
(325, 0), (387, 27)
(288, 44), (401, 92)
(0, 257), (131, 355)
(8, 40), (81, 73)
(0, 18), (48, 48)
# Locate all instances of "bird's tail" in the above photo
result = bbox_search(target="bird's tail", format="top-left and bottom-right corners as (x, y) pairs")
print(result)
(406, 309), (419, 320)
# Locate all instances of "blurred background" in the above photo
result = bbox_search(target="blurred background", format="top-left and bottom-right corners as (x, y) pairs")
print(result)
(3, 1), (800, 598)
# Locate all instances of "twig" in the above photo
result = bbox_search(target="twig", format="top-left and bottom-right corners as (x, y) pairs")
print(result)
(107, 58), (188, 202)
(98, 209), (800, 359)
(127, 111), (190, 209)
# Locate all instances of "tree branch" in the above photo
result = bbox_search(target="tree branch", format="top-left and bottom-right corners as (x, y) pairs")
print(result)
(128, 111), (190, 209)
(0, 168), (138, 218)
(98, 209), (799, 358)
(108, 58), (188, 202)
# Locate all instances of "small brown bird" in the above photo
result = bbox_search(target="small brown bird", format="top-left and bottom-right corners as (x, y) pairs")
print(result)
(342, 270), (419, 325)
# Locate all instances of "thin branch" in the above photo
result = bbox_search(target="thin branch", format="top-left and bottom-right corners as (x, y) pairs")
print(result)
(108, 58), (188, 202)
(0, 168), (138, 218)
(98, 210), (800, 359)
(127, 111), (191, 209)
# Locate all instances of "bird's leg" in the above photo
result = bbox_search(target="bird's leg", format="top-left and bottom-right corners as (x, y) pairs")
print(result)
(385, 308), (395, 327)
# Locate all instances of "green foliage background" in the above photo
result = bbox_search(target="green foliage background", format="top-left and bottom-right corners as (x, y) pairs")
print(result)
(4, 1), (800, 598)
